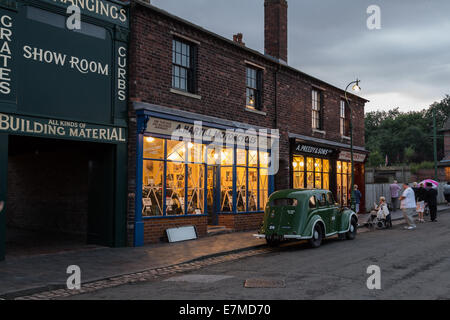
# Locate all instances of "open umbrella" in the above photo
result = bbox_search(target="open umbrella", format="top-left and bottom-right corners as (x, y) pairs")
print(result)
(419, 179), (439, 188)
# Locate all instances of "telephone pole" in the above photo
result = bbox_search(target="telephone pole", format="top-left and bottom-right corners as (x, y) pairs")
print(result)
(433, 109), (438, 181)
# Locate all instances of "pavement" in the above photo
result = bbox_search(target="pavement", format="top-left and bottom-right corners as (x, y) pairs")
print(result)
(0, 204), (448, 298)
(67, 205), (450, 300)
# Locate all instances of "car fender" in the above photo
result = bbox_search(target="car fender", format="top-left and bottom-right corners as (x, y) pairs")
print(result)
(338, 209), (358, 233)
(302, 215), (326, 239)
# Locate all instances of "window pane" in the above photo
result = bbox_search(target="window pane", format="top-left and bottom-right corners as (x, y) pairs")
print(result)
(343, 161), (348, 174)
(323, 160), (330, 173)
(220, 166), (233, 212)
(323, 173), (330, 190)
(259, 169), (269, 210)
(221, 148), (234, 165)
(315, 173), (322, 189)
(314, 158), (322, 172)
(142, 160), (164, 216)
(307, 157), (314, 171)
(236, 167), (247, 212)
(166, 162), (185, 215)
(293, 171), (304, 189)
(143, 136), (164, 159)
(249, 150), (258, 167)
(187, 164), (205, 214)
(307, 172), (314, 189)
(337, 161), (342, 174)
(167, 140), (186, 162)
(248, 168), (258, 211)
(236, 148), (247, 166)
(188, 143), (205, 163)
(207, 146), (220, 165)
(260, 151), (270, 168)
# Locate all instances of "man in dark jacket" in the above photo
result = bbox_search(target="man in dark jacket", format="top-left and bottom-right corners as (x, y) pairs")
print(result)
(425, 182), (438, 222)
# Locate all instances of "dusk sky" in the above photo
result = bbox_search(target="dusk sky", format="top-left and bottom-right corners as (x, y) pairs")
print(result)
(151, 0), (450, 113)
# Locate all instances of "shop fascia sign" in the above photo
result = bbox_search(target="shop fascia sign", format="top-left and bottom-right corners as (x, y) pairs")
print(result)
(43, 0), (129, 27)
(294, 142), (335, 157)
(0, 113), (126, 143)
(147, 117), (277, 148)
(338, 151), (366, 163)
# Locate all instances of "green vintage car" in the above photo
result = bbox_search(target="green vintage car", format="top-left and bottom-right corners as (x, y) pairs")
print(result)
(255, 189), (358, 248)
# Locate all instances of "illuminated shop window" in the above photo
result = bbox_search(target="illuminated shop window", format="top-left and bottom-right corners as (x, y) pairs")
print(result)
(293, 156), (329, 190)
(142, 160), (164, 217)
(337, 160), (352, 206)
(292, 155), (305, 189)
(141, 136), (271, 217)
(187, 164), (205, 214)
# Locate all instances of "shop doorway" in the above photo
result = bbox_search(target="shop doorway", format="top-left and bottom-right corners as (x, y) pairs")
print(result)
(207, 165), (219, 226)
(5, 135), (115, 257)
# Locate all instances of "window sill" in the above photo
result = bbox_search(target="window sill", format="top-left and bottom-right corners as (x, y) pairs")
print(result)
(341, 135), (351, 140)
(312, 129), (326, 135)
(170, 88), (202, 100)
(245, 107), (266, 116)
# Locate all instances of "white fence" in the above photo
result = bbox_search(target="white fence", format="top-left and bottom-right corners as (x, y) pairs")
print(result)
(365, 183), (447, 213)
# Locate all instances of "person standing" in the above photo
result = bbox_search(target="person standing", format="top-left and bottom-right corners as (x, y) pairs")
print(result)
(399, 182), (416, 230)
(413, 183), (426, 223)
(389, 180), (401, 212)
(425, 182), (438, 222)
(353, 184), (362, 213)
(444, 182), (450, 206)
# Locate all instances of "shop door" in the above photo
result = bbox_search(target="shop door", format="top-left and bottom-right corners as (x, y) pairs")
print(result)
(207, 165), (219, 225)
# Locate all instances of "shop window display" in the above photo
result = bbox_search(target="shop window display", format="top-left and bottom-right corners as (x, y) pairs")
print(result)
(293, 156), (330, 190)
(141, 135), (271, 217)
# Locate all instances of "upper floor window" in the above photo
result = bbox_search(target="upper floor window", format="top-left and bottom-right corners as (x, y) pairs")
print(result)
(340, 100), (350, 136)
(312, 89), (323, 130)
(246, 67), (262, 110)
(172, 38), (196, 93)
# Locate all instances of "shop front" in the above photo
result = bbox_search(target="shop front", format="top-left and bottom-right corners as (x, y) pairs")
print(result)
(0, 0), (129, 260)
(133, 104), (276, 245)
(290, 137), (367, 212)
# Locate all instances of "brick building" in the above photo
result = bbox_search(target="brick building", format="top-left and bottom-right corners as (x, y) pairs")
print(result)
(439, 118), (450, 181)
(127, 0), (368, 245)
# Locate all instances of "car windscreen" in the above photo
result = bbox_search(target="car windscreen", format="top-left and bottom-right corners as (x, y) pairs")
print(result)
(271, 198), (298, 207)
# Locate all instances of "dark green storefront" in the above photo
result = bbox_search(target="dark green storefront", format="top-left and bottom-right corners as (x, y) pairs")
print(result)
(0, 0), (129, 260)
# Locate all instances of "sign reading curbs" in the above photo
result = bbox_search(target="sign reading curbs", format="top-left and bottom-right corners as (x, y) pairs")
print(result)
(0, 113), (126, 143)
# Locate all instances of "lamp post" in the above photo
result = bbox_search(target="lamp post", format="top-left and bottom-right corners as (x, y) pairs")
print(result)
(344, 79), (361, 212)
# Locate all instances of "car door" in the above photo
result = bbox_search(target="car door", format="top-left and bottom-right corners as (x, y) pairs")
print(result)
(326, 192), (339, 233)
(318, 193), (333, 235)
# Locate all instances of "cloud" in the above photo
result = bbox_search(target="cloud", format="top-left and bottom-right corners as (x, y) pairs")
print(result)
(151, 0), (450, 112)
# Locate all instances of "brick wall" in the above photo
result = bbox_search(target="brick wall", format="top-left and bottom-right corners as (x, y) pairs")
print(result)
(127, 2), (367, 244)
(218, 213), (264, 231)
(143, 216), (207, 244)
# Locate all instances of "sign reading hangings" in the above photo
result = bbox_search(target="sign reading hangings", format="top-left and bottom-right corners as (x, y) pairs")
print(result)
(294, 142), (335, 157)
(0, 113), (126, 143)
(43, 0), (129, 27)
(339, 151), (367, 163)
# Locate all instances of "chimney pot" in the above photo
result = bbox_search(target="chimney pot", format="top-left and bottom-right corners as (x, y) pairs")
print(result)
(233, 33), (245, 46)
(264, 0), (288, 63)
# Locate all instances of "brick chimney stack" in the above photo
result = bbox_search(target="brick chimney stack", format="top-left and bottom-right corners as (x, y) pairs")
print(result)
(264, 0), (288, 64)
(233, 33), (245, 46)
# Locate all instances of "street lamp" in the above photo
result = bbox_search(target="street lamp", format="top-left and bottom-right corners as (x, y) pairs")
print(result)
(344, 79), (361, 212)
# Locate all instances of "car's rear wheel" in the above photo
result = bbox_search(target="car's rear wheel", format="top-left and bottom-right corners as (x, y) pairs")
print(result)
(309, 224), (323, 248)
(346, 217), (358, 240)
(266, 236), (281, 247)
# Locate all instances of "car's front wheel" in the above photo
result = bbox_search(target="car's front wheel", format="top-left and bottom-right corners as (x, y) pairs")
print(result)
(346, 217), (358, 240)
(309, 224), (323, 248)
